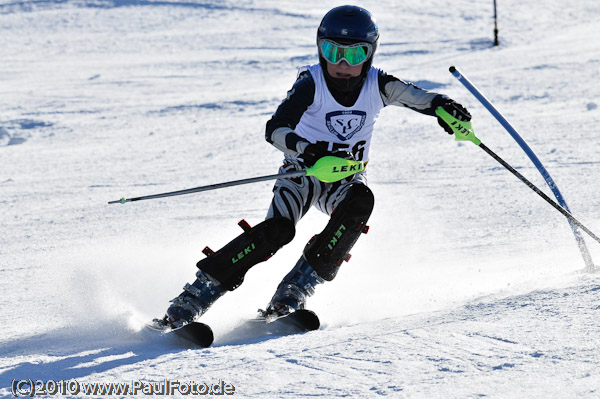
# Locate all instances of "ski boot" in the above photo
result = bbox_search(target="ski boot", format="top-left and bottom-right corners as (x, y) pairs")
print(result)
(259, 184), (373, 321)
(164, 270), (225, 328)
(159, 217), (295, 328)
(260, 256), (324, 321)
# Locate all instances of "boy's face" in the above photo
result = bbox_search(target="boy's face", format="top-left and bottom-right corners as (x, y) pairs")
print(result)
(326, 60), (362, 79)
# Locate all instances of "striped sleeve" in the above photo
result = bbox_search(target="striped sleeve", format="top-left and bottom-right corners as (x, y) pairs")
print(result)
(265, 71), (315, 157)
(377, 70), (448, 116)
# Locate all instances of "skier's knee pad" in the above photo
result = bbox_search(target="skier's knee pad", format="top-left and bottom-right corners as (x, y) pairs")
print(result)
(197, 217), (295, 290)
(304, 184), (374, 281)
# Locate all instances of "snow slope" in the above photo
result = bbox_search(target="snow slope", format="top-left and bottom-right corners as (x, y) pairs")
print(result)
(1, 0), (599, 397)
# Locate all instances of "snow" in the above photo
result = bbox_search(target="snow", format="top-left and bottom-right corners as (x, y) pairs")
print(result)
(1, 0), (600, 397)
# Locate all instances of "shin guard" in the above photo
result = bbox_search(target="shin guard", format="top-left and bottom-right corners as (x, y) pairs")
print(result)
(304, 184), (374, 281)
(197, 217), (295, 290)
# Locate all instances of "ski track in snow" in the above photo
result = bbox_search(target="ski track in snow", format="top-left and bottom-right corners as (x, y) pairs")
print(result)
(1, 276), (599, 397)
(1, 0), (600, 397)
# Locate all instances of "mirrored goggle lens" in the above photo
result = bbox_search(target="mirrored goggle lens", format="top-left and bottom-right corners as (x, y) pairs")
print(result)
(320, 40), (370, 66)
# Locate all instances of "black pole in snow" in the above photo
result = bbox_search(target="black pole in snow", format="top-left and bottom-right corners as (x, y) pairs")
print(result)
(493, 0), (499, 46)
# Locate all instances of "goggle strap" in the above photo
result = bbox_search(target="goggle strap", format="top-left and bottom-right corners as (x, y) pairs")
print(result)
(319, 40), (372, 66)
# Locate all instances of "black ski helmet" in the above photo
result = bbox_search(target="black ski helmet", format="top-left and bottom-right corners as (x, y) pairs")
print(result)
(317, 5), (379, 71)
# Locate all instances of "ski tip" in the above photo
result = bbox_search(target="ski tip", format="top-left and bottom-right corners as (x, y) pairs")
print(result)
(294, 309), (320, 331)
(179, 322), (214, 348)
(449, 65), (456, 73)
(146, 318), (214, 348)
(254, 308), (320, 331)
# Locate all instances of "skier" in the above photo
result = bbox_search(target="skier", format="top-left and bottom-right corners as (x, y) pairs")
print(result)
(162, 5), (470, 327)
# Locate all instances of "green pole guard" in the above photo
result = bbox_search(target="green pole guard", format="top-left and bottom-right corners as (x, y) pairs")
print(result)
(435, 106), (481, 146)
(305, 156), (366, 183)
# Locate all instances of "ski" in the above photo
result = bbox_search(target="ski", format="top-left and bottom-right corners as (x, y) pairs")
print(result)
(147, 318), (214, 348)
(254, 309), (320, 333)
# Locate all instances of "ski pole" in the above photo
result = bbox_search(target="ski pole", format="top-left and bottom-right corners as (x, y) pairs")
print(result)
(108, 156), (365, 204)
(436, 107), (600, 245)
(448, 65), (594, 270)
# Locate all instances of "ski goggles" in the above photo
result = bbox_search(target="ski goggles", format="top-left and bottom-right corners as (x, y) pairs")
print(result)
(319, 39), (373, 66)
